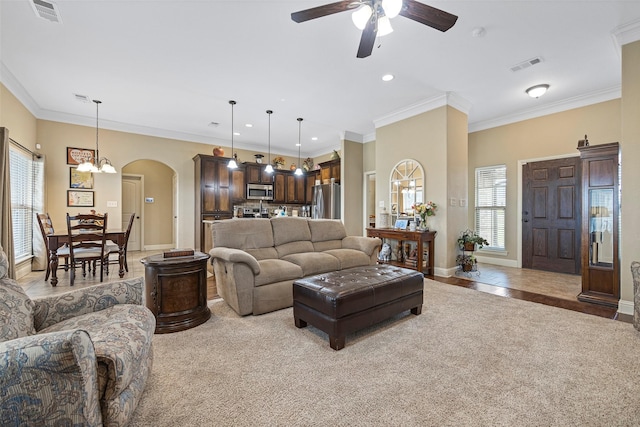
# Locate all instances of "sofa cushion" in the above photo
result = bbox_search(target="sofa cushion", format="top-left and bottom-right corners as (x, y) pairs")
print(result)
(255, 259), (304, 287)
(275, 241), (315, 258)
(324, 248), (372, 270)
(246, 247), (279, 261)
(39, 304), (155, 401)
(213, 218), (274, 250)
(308, 219), (347, 243)
(282, 252), (341, 277)
(313, 240), (342, 252)
(0, 278), (36, 342)
(271, 217), (311, 246)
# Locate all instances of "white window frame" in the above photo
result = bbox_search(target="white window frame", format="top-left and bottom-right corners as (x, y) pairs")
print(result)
(9, 143), (39, 263)
(475, 165), (506, 251)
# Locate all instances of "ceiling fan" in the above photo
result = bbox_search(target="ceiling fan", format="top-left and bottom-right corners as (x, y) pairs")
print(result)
(291, 0), (458, 58)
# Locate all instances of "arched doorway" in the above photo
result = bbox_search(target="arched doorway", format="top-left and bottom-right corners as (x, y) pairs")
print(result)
(122, 160), (176, 252)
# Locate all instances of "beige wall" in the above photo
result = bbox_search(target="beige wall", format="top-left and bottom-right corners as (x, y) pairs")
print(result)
(363, 140), (375, 172)
(468, 100), (622, 267)
(621, 40), (640, 304)
(376, 106), (451, 271)
(122, 160), (174, 247)
(1, 85), (37, 149)
(342, 139), (363, 236)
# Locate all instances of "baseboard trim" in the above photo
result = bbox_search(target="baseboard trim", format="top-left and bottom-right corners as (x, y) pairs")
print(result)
(475, 256), (518, 268)
(143, 244), (175, 251)
(618, 299), (634, 316)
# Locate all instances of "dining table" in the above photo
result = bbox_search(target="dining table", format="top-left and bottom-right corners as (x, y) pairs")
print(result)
(46, 230), (126, 286)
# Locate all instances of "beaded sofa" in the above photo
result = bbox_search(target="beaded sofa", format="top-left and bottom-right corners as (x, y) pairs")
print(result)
(0, 245), (155, 426)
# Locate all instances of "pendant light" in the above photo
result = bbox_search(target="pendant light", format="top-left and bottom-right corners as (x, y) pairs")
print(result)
(77, 100), (116, 173)
(264, 110), (274, 174)
(294, 118), (303, 176)
(228, 100), (238, 169)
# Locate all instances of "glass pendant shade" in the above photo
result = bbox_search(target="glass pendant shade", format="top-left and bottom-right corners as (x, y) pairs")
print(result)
(382, 0), (402, 19)
(352, 4), (372, 30)
(377, 16), (393, 36)
(228, 100), (238, 169)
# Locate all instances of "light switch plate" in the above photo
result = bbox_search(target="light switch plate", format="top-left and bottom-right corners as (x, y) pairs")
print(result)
(459, 199), (467, 207)
(450, 198), (457, 207)
(106, 201), (117, 208)
(379, 201), (385, 208)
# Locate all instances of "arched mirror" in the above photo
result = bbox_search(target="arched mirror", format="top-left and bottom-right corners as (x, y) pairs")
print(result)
(390, 159), (424, 223)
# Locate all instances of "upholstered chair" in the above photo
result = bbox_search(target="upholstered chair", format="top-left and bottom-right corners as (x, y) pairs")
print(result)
(632, 261), (640, 331)
(0, 245), (155, 426)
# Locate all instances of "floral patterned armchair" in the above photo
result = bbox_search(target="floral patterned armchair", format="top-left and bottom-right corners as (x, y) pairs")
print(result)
(0, 245), (155, 426)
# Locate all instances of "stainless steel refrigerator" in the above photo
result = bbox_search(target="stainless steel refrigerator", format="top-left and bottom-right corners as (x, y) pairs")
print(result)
(312, 183), (341, 219)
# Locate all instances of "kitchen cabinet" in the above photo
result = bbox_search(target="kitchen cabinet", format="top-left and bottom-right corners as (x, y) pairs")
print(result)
(306, 171), (320, 203)
(286, 174), (306, 203)
(245, 163), (273, 184)
(231, 168), (246, 203)
(577, 142), (620, 308)
(319, 159), (340, 184)
(194, 154), (235, 252)
(273, 171), (286, 204)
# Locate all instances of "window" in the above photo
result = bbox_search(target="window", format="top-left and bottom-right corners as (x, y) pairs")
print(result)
(9, 143), (41, 263)
(475, 165), (506, 250)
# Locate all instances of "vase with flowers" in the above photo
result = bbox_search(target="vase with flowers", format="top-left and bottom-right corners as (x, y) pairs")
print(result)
(412, 201), (437, 230)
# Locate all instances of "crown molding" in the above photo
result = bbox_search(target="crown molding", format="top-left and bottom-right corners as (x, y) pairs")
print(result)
(612, 18), (640, 47)
(373, 92), (471, 129)
(468, 86), (621, 133)
(1, 62), (40, 117)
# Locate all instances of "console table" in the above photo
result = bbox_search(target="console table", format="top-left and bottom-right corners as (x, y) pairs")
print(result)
(141, 251), (211, 333)
(366, 228), (437, 276)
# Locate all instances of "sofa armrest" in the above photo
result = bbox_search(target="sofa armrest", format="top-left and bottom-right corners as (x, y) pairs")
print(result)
(0, 330), (102, 426)
(210, 247), (260, 275)
(342, 236), (382, 257)
(33, 277), (144, 332)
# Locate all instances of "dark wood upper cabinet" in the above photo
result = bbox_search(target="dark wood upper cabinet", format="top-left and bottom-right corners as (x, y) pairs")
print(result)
(272, 171), (286, 204)
(319, 159), (340, 184)
(286, 174), (306, 203)
(577, 142), (620, 308)
(245, 163), (273, 184)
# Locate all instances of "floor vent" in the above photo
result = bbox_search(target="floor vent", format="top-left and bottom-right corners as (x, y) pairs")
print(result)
(30, 0), (62, 23)
(510, 57), (542, 72)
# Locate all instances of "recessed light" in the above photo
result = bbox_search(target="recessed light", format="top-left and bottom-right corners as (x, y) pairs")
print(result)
(245, 124), (253, 128)
(233, 132), (240, 136)
(382, 74), (394, 82)
(311, 137), (318, 141)
(296, 143), (301, 147)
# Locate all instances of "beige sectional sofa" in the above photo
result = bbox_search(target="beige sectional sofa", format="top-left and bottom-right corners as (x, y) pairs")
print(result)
(209, 217), (382, 315)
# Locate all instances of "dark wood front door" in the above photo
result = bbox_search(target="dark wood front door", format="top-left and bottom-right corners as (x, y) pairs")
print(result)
(522, 157), (581, 274)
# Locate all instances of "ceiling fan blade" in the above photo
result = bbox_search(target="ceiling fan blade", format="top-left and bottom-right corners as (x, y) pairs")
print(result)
(291, 1), (355, 23)
(356, 18), (376, 58)
(399, 0), (458, 32)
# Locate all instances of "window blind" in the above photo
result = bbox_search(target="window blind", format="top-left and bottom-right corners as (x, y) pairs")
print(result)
(9, 144), (37, 262)
(475, 165), (506, 250)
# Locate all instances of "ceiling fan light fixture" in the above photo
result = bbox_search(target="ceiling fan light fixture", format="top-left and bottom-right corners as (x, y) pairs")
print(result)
(526, 84), (549, 98)
(377, 15), (393, 36)
(382, 0), (402, 19)
(351, 4), (372, 30)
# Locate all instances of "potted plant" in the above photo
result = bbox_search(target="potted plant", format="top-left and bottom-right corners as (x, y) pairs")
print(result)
(456, 254), (477, 272)
(457, 229), (489, 251)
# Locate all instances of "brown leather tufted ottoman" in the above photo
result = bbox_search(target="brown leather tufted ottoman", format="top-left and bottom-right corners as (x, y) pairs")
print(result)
(293, 265), (424, 350)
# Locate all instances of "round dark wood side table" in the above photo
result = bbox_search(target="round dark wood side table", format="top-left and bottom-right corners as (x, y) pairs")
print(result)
(141, 251), (211, 333)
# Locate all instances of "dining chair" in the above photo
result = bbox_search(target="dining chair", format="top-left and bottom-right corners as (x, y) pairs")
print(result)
(66, 212), (108, 286)
(36, 212), (70, 282)
(105, 212), (134, 274)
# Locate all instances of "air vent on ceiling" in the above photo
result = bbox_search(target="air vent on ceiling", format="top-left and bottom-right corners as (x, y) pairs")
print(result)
(510, 57), (542, 72)
(74, 93), (91, 103)
(30, 0), (62, 23)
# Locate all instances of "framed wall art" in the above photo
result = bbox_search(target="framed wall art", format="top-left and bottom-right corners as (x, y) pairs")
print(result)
(69, 167), (93, 189)
(67, 147), (95, 166)
(67, 190), (94, 207)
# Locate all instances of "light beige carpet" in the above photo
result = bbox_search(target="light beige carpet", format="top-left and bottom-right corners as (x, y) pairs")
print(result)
(129, 280), (640, 426)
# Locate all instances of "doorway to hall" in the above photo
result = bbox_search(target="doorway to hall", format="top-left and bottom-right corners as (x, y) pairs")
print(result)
(522, 156), (581, 275)
(364, 171), (376, 234)
(122, 160), (176, 252)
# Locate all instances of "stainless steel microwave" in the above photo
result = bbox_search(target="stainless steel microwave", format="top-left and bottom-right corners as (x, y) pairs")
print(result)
(246, 183), (273, 200)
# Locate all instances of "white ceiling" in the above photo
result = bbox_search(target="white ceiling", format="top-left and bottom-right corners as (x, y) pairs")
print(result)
(2, 1), (640, 158)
